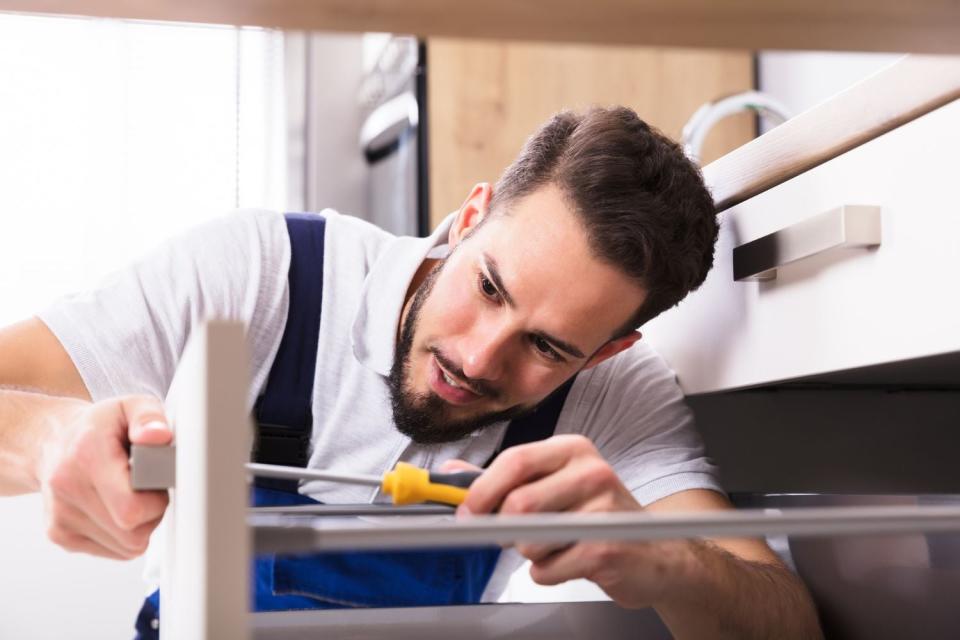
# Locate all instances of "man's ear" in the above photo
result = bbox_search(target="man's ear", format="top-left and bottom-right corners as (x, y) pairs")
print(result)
(448, 183), (493, 248)
(582, 331), (642, 371)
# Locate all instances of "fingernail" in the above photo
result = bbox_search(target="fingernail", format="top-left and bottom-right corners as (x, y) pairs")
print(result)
(456, 504), (473, 518)
(141, 420), (168, 432)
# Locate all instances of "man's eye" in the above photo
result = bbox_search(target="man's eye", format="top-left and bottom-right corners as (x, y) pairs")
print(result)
(479, 273), (498, 298)
(533, 336), (561, 361)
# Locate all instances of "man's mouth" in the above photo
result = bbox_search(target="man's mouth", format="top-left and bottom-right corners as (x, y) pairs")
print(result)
(429, 355), (483, 405)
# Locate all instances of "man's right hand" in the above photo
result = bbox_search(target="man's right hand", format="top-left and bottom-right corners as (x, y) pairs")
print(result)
(36, 395), (171, 560)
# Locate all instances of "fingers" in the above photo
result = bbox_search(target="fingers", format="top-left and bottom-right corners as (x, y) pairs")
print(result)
(122, 396), (172, 446)
(463, 435), (596, 514)
(514, 490), (639, 564)
(528, 542), (626, 587)
(516, 541), (574, 563)
(93, 462), (168, 533)
(438, 458), (482, 473)
(499, 456), (625, 515)
(45, 491), (149, 559)
(528, 544), (590, 586)
(77, 396), (172, 532)
(66, 476), (161, 554)
(47, 527), (127, 561)
(41, 394), (170, 559)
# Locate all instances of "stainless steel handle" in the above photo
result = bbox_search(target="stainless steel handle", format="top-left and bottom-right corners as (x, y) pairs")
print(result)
(733, 204), (881, 281)
(359, 90), (418, 156)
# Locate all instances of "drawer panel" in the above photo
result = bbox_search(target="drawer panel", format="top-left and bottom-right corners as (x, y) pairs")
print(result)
(644, 98), (960, 394)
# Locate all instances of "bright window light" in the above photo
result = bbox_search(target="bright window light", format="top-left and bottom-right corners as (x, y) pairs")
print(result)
(0, 13), (287, 325)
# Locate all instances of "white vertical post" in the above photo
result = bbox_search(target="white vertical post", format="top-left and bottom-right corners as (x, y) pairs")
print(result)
(162, 321), (252, 640)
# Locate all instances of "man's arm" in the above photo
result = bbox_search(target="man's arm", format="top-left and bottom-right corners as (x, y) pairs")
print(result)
(0, 317), (90, 494)
(620, 489), (821, 640)
(0, 317), (91, 402)
(0, 317), (171, 559)
(456, 435), (823, 640)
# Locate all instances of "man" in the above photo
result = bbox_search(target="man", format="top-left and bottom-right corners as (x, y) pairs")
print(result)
(0, 106), (822, 637)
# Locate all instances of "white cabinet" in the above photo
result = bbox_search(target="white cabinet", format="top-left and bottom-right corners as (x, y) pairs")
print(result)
(644, 98), (960, 395)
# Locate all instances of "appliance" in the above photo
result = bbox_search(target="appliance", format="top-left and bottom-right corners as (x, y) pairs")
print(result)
(358, 36), (429, 237)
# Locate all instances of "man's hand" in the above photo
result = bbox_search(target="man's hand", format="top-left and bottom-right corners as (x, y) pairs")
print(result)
(35, 395), (172, 560)
(443, 434), (680, 608)
(443, 436), (823, 639)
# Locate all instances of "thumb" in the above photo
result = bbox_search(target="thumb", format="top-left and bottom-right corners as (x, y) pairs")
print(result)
(121, 396), (173, 446)
(439, 458), (482, 473)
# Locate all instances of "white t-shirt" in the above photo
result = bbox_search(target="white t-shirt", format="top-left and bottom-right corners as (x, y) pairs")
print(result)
(39, 208), (721, 599)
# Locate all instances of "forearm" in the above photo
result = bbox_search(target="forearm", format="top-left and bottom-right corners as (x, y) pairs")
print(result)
(655, 539), (823, 640)
(0, 387), (87, 495)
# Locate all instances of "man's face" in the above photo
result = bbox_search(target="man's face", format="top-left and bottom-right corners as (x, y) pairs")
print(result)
(388, 183), (646, 444)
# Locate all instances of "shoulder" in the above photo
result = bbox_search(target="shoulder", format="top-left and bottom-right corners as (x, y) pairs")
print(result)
(573, 340), (683, 411)
(565, 341), (720, 504)
(561, 340), (695, 457)
(185, 207), (396, 291)
(320, 208), (396, 270)
(163, 208), (289, 275)
(185, 207), (286, 245)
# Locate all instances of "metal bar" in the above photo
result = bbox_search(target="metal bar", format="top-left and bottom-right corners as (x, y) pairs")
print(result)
(732, 204), (881, 281)
(251, 504), (453, 516)
(130, 443), (176, 490)
(251, 601), (665, 639)
(246, 462), (382, 487)
(130, 449), (385, 490)
(252, 504), (960, 555)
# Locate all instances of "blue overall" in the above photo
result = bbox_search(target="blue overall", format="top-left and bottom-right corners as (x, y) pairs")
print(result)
(134, 213), (576, 638)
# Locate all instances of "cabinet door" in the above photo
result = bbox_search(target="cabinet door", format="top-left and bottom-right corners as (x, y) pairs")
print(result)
(427, 39), (755, 228)
(644, 98), (960, 394)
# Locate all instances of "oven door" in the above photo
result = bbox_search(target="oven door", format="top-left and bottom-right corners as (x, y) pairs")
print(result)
(360, 88), (422, 237)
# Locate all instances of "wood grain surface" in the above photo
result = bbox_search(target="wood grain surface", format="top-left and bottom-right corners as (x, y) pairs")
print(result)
(428, 40), (754, 227)
(3, 0), (960, 54)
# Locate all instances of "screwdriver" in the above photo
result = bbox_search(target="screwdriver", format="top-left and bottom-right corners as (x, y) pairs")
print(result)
(246, 462), (480, 507)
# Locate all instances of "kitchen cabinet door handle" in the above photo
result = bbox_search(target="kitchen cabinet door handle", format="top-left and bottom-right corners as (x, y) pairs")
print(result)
(733, 205), (881, 281)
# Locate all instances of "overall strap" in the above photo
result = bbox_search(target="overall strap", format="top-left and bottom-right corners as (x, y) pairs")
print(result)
(253, 213), (326, 492)
(484, 375), (577, 468)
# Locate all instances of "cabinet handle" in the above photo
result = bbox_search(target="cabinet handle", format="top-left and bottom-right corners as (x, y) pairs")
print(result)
(733, 205), (881, 281)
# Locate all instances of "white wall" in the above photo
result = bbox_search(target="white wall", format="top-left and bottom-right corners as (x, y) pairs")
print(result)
(757, 50), (905, 129)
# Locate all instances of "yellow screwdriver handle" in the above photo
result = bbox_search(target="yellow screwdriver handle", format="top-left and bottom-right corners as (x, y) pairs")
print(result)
(381, 462), (477, 506)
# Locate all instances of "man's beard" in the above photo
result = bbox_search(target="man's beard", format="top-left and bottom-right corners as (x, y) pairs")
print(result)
(387, 257), (536, 444)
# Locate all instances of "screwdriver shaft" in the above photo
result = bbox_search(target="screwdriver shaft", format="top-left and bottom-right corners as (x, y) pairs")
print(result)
(246, 462), (382, 488)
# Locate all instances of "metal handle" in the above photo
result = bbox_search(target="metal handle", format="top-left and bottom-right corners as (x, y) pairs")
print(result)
(359, 90), (418, 161)
(733, 204), (881, 281)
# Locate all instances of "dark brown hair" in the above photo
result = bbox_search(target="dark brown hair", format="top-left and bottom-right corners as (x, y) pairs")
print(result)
(489, 106), (718, 336)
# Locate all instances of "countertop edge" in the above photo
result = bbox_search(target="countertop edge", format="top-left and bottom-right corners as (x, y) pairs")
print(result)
(704, 54), (960, 212)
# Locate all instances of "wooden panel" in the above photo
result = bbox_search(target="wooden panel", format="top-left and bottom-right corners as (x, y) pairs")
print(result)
(427, 40), (754, 227)
(703, 54), (960, 211)
(4, 1), (960, 54)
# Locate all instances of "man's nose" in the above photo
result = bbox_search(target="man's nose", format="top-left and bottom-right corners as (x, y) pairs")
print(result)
(460, 323), (512, 382)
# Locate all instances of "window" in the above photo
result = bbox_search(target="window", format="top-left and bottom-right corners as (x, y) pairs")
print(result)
(0, 13), (287, 325)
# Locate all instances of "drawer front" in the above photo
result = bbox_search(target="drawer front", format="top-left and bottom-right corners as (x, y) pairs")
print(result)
(644, 98), (960, 394)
